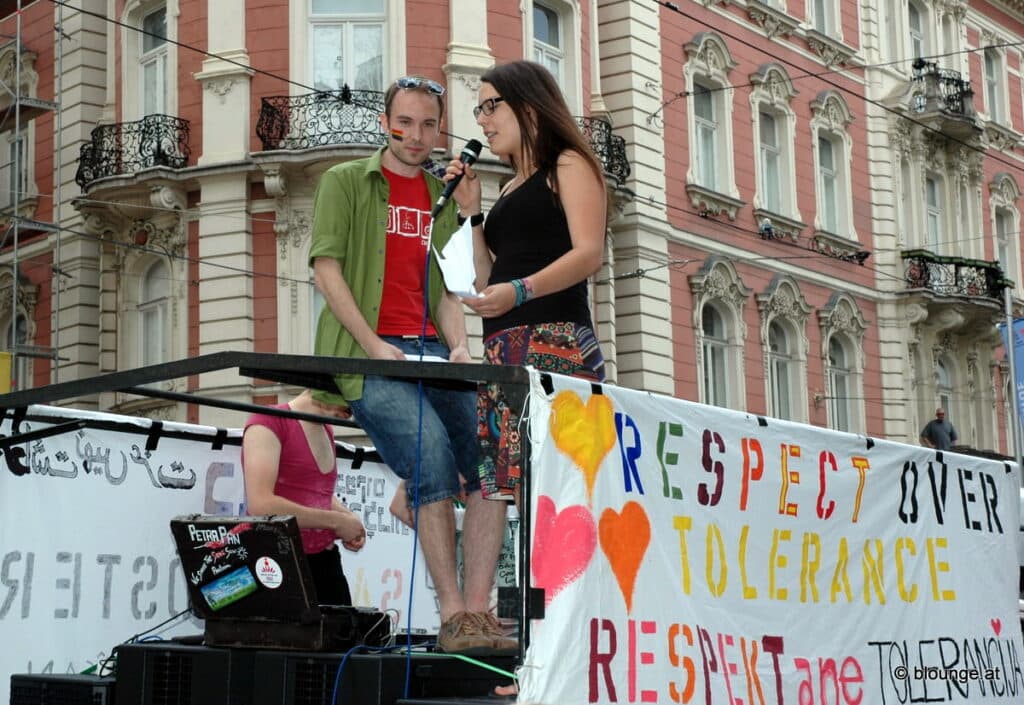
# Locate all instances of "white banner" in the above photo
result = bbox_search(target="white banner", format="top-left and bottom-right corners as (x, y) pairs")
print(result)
(0, 405), (444, 704)
(520, 372), (1024, 705)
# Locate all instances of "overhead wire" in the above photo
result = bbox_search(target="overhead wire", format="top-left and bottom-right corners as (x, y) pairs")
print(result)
(14, 0), (1007, 309)
(651, 0), (1024, 183)
(650, 38), (1024, 117)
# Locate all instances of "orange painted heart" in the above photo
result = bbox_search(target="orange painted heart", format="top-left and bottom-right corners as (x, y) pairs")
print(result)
(598, 501), (651, 613)
(991, 618), (1002, 636)
(531, 495), (597, 606)
(549, 390), (617, 502)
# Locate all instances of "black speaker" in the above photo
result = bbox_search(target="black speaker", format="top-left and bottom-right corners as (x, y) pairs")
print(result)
(9, 673), (116, 705)
(251, 651), (517, 705)
(114, 642), (255, 705)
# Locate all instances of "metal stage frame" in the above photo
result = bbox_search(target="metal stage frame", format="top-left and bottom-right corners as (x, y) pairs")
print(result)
(0, 352), (539, 668)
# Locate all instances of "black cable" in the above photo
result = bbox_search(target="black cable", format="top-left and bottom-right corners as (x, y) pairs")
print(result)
(652, 0), (1024, 183)
(94, 606), (193, 676)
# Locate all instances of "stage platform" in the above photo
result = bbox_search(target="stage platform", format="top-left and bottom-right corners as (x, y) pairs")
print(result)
(112, 641), (517, 705)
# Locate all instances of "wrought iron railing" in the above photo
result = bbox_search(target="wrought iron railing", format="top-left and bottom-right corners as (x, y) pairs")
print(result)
(911, 59), (975, 118)
(902, 249), (1009, 300)
(576, 116), (631, 184)
(75, 114), (191, 189)
(256, 88), (386, 150)
(253, 89), (632, 184)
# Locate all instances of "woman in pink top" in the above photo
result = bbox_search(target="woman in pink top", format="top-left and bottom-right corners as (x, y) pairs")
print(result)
(242, 390), (366, 604)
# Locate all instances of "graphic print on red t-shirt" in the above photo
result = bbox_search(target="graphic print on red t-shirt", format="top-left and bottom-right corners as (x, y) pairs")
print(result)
(378, 167), (438, 336)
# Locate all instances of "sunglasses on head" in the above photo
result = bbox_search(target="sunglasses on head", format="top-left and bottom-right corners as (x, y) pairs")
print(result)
(395, 76), (446, 96)
(473, 96), (505, 119)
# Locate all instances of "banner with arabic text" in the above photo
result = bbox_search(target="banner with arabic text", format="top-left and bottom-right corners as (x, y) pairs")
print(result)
(0, 405), (441, 705)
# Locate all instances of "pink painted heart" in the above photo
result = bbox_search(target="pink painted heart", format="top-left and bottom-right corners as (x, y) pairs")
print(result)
(531, 495), (597, 606)
(991, 618), (1002, 637)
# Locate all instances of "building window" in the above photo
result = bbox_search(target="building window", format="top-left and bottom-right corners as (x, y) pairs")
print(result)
(925, 174), (943, 251)
(936, 357), (954, 417)
(311, 284), (326, 351)
(827, 336), (853, 432)
(990, 174), (1021, 294)
(759, 112), (781, 214)
(768, 321), (795, 420)
(996, 208), (1011, 275)
(758, 277), (811, 423)
(812, 0), (836, 36)
(139, 259), (169, 367)
(818, 135), (839, 233)
(899, 157), (913, 238)
(984, 48), (1004, 124)
(0, 133), (28, 209)
(701, 304), (730, 408)
(3, 311), (28, 389)
(683, 33), (740, 217)
(818, 294), (867, 434)
(533, 2), (563, 85)
(140, 6), (167, 115)
(749, 65), (800, 228)
(690, 257), (750, 412)
(940, 14), (958, 70)
(907, 0), (925, 59)
(810, 92), (855, 240)
(311, 0), (385, 91)
(124, 0), (177, 121)
(693, 82), (717, 190)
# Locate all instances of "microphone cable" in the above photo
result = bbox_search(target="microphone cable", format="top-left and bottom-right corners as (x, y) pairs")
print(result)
(401, 157), (450, 698)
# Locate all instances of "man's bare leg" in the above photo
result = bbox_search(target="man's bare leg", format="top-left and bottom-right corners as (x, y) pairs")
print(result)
(389, 481), (414, 528)
(413, 497), (464, 621)
(460, 490), (508, 613)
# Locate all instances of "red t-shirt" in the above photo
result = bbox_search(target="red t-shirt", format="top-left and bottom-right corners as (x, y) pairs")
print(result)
(377, 167), (437, 336)
(242, 406), (338, 555)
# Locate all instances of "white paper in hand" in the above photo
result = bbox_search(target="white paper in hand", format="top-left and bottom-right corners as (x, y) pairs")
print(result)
(433, 219), (480, 298)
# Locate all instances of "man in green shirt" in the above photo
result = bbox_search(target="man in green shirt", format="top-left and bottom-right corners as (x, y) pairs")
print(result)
(309, 76), (512, 654)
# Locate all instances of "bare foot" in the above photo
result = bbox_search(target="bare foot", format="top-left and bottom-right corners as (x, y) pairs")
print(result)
(389, 482), (414, 528)
(495, 683), (518, 696)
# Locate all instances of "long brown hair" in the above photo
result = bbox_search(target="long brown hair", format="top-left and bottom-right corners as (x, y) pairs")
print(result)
(480, 61), (603, 195)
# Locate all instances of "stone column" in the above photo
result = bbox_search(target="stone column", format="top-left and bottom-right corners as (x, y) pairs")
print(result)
(599, 0), (672, 394)
(193, 0), (254, 424)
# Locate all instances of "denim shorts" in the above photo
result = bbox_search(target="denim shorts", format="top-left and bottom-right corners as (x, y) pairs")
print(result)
(349, 336), (479, 507)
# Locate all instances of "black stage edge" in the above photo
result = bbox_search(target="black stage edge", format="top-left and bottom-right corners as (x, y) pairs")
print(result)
(4, 353), (537, 698)
(115, 641), (517, 705)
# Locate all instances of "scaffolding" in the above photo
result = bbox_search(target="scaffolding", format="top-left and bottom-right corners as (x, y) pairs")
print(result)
(0, 0), (63, 391)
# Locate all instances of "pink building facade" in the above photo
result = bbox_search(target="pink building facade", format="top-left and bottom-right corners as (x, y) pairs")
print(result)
(0, 0), (1020, 455)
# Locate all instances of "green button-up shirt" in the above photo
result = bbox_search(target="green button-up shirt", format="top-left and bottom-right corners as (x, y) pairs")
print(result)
(308, 148), (459, 404)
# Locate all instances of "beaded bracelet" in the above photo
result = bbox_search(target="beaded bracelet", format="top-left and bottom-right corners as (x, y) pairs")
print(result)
(510, 279), (527, 307)
(510, 278), (535, 307)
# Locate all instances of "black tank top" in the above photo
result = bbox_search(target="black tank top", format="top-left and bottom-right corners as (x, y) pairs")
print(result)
(482, 169), (593, 338)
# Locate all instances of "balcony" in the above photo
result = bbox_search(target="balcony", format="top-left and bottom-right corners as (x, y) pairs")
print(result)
(901, 249), (1009, 302)
(576, 116), (631, 185)
(75, 115), (191, 189)
(910, 59), (981, 142)
(256, 88), (386, 151)
(254, 89), (632, 185)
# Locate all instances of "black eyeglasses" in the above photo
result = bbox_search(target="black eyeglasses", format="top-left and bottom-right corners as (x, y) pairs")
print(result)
(473, 97), (505, 118)
(395, 76), (446, 96)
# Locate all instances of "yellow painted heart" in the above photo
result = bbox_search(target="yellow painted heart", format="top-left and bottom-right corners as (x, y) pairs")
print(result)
(549, 390), (616, 502)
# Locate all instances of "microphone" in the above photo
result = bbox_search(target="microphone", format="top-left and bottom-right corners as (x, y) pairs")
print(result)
(430, 139), (483, 219)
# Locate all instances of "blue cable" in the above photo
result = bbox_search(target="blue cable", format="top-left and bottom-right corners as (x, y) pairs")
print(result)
(402, 200), (439, 698)
(331, 644), (419, 705)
